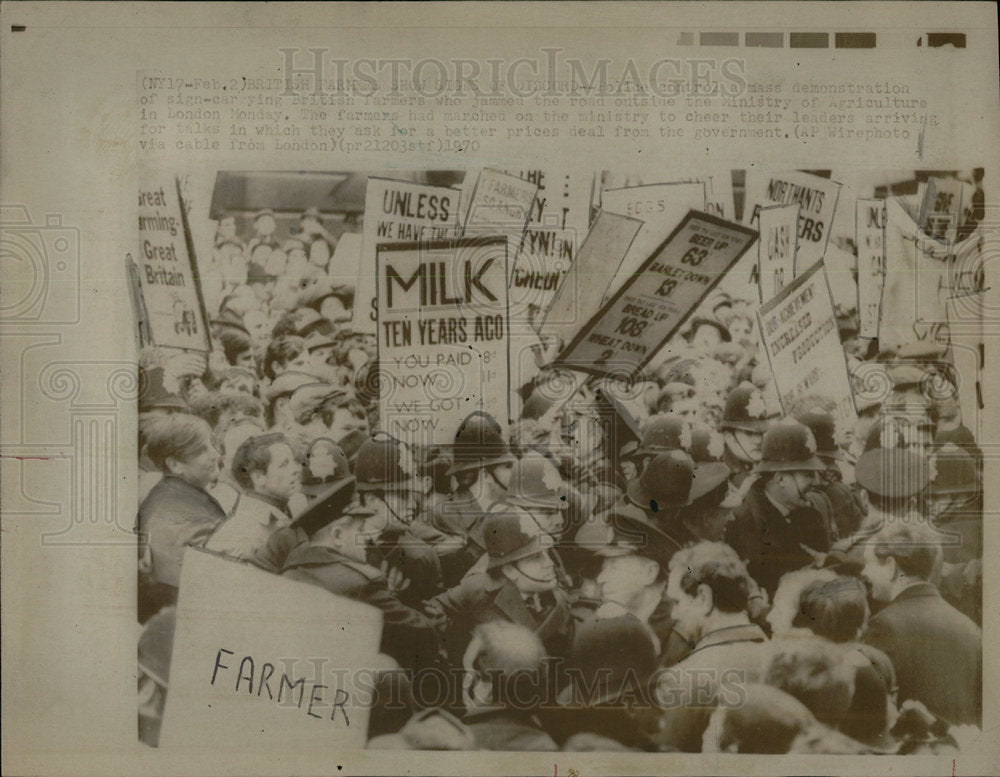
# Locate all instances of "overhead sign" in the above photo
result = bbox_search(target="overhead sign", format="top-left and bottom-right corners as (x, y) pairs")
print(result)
(855, 198), (886, 339)
(137, 175), (210, 351)
(757, 203), (799, 303)
(376, 237), (510, 447)
(758, 260), (857, 429)
(600, 182), (706, 302)
(539, 210), (643, 348)
(159, 549), (383, 750)
(362, 176), (461, 331)
(744, 170), (841, 269)
(557, 212), (758, 378)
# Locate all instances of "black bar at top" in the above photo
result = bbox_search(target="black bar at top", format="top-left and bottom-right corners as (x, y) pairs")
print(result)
(790, 32), (829, 48)
(927, 33), (966, 48)
(700, 32), (739, 46)
(746, 32), (784, 47)
(835, 32), (876, 49)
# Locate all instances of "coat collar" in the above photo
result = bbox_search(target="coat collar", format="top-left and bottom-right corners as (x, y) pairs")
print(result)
(690, 622), (767, 654)
(159, 475), (226, 513)
(892, 581), (940, 603)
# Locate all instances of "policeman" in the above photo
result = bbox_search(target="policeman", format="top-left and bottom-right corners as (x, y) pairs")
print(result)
(281, 502), (439, 671)
(430, 412), (515, 585)
(720, 382), (777, 487)
(797, 410), (866, 539)
(628, 414), (692, 478)
(726, 419), (832, 597)
(428, 505), (573, 665)
(352, 434), (446, 604)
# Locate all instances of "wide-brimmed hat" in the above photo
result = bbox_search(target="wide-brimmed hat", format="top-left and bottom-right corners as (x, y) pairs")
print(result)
(634, 415), (692, 458)
(796, 410), (841, 461)
(855, 447), (929, 499)
(481, 505), (551, 570)
(722, 382), (775, 433)
(505, 454), (569, 511)
(627, 450), (696, 511)
(753, 420), (827, 474)
(447, 411), (514, 476)
(353, 434), (417, 492)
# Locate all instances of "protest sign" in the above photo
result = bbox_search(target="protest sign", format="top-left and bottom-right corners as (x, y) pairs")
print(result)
(671, 171), (735, 221)
(856, 198), (887, 339)
(463, 168), (538, 238)
(557, 211), (757, 378)
(362, 177), (461, 332)
(137, 175), (210, 351)
(504, 167), (591, 331)
(539, 210), (643, 349)
(509, 226), (576, 330)
(159, 549), (383, 750)
(757, 203), (799, 303)
(334, 233), (375, 334)
(758, 260), (857, 429)
(600, 182), (706, 302)
(918, 176), (970, 243)
(744, 170), (842, 269)
(376, 237), (510, 447)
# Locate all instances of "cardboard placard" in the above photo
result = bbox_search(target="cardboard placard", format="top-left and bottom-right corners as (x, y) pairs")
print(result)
(671, 171), (735, 221)
(918, 176), (969, 243)
(463, 168), (538, 237)
(744, 170), (842, 269)
(758, 260), (858, 429)
(538, 210), (643, 348)
(376, 237), (510, 447)
(757, 203), (800, 303)
(600, 182), (707, 302)
(137, 175), (210, 351)
(362, 176), (461, 332)
(557, 211), (758, 378)
(855, 198), (886, 339)
(159, 549), (383, 750)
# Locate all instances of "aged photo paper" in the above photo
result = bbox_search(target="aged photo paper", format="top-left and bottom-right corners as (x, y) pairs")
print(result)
(2, 2), (999, 775)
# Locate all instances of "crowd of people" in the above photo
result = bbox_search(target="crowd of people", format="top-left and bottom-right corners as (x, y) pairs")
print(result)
(136, 201), (983, 754)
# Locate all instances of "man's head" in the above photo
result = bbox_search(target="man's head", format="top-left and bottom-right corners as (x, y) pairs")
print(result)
(793, 575), (870, 643)
(264, 335), (312, 381)
(764, 638), (855, 732)
(722, 383), (775, 463)
(926, 444), (979, 521)
(461, 621), (547, 713)
(310, 504), (377, 564)
(448, 411), (514, 501)
(353, 435), (422, 523)
(596, 553), (665, 617)
(755, 420), (827, 510)
(232, 433), (300, 503)
(861, 521), (943, 603)
(483, 507), (557, 594)
(666, 541), (754, 643)
(144, 413), (222, 490)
